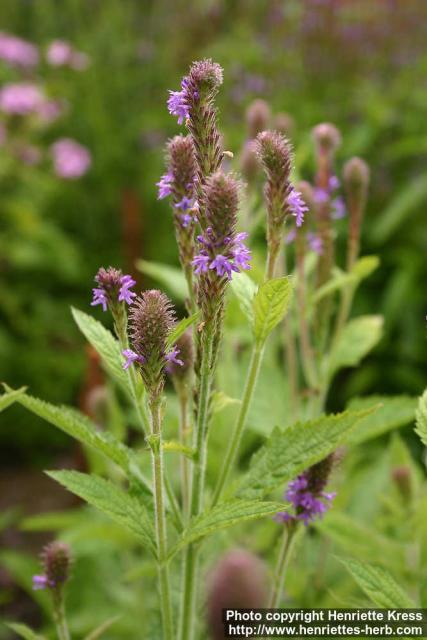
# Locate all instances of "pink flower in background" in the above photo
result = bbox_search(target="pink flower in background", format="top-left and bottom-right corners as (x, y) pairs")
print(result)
(17, 145), (42, 166)
(51, 138), (91, 179)
(36, 99), (64, 123)
(46, 40), (89, 70)
(0, 32), (39, 68)
(0, 83), (44, 115)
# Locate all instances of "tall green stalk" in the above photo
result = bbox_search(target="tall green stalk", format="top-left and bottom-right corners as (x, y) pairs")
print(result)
(179, 325), (215, 640)
(52, 593), (70, 640)
(149, 398), (174, 640)
(268, 524), (298, 608)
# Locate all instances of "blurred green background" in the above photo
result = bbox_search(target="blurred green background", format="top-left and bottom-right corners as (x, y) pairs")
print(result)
(0, 0), (426, 464)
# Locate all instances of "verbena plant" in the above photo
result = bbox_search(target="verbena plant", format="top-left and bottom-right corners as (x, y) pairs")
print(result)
(1, 59), (425, 640)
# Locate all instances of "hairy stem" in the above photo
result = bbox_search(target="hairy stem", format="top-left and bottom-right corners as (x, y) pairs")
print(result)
(179, 325), (215, 640)
(149, 398), (174, 640)
(52, 593), (70, 640)
(212, 344), (264, 505)
(268, 524), (298, 608)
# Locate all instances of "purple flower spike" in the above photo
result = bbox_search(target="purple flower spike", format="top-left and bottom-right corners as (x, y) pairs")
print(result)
(288, 188), (308, 227)
(277, 465), (336, 526)
(91, 287), (108, 312)
(118, 275), (136, 305)
(122, 349), (145, 370)
(32, 574), (48, 590)
(165, 346), (183, 367)
(156, 171), (173, 199)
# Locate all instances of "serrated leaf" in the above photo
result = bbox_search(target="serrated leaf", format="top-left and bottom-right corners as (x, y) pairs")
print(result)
(47, 470), (156, 556)
(84, 616), (121, 640)
(239, 407), (377, 499)
(71, 307), (128, 389)
(339, 557), (416, 608)
(253, 276), (293, 344)
(169, 499), (285, 558)
(347, 395), (417, 444)
(6, 388), (134, 474)
(230, 271), (257, 325)
(328, 315), (383, 379)
(165, 312), (199, 349)
(136, 259), (187, 300)
(415, 388), (427, 446)
(5, 623), (46, 640)
(0, 386), (26, 411)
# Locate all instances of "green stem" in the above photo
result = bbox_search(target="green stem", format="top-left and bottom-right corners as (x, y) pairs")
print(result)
(212, 344), (264, 506)
(52, 593), (70, 640)
(179, 326), (215, 640)
(178, 386), (190, 518)
(149, 398), (174, 640)
(268, 524), (298, 608)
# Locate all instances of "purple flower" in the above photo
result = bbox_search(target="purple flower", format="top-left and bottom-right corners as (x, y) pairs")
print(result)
(232, 235), (252, 270)
(0, 32), (39, 68)
(277, 472), (336, 526)
(331, 196), (346, 219)
(288, 189), (308, 227)
(156, 171), (173, 199)
(91, 288), (108, 312)
(37, 99), (63, 123)
(118, 275), (136, 305)
(51, 138), (91, 179)
(165, 346), (183, 367)
(0, 83), (43, 115)
(167, 78), (189, 125)
(209, 254), (239, 279)
(122, 349), (145, 370)
(180, 213), (193, 228)
(313, 187), (329, 204)
(174, 195), (193, 211)
(329, 175), (340, 190)
(32, 575), (49, 591)
(192, 253), (210, 274)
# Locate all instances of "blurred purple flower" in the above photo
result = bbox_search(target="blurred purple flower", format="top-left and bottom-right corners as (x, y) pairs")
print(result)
(0, 83), (44, 115)
(276, 473), (336, 526)
(46, 40), (89, 70)
(307, 232), (323, 254)
(331, 196), (346, 219)
(18, 145), (42, 166)
(37, 99), (64, 123)
(0, 32), (39, 68)
(165, 346), (183, 367)
(51, 138), (91, 179)
(32, 575), (49, 591)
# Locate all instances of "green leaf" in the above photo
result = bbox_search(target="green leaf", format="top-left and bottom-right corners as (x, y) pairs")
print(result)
(47, 471), (156, 556)
(71, 307), (127, 389)
(230, 271), (257, 325)
(6, 388), (134, 474)
(253, 276), (293, 344)
(170, 499), (285, 558)
(5, 623), (46, 640)
(328, 315), (383, 379)
(351, 255), (380, 280)
(312, 257), (379, 305)
(339, 557), (416, 608)
(415, 388), (427, 446)
(83, 616), (121, 640)
(347, 395), (417, 444)
(165, 312), (200, 349)
(136, 259), (187, 300)
(239, 407), (377, 499)
(0, 386), (26, 412)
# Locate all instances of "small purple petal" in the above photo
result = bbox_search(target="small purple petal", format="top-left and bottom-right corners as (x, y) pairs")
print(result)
(288, 189), (308, 227)
(91, 288), (108, 312)
(167, 89), (189, 125)
(174, 196), (193, 211)
(165, 346), (183, 366)
(32, 575), (48, 591)
(156, 171), (173, 199)
(192, 253), (210, 274)
(122, 349), (144, 370)
(118, 274), (136, 305)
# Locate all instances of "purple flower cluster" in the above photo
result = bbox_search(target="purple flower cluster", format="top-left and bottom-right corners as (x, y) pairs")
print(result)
(287, 188), (309, 227)
(314, 175), (346, 220)
(51, 138), (91, 179)
(0, 32), (39, 68)
(32, 541), (71, 592)
(285, 228), (323, 255)
(277, 472), (336, 526)
(167, 77), (191, 125)
(123, 345), (183, 370)
(193, 230), (251, 280)
(91, 269), (136, 312)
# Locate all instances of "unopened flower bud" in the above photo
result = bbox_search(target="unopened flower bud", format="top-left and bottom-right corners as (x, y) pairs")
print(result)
(33, 541), (72, 592)
(240, 140), (260, 183)
(391, 465), (411, 501)
(207, 550), (268, 639)
(274, 112), (295, 137)
(246, 98), (271, 139)
(343, 156), (370, 205)
(127, 290), (178, 398)
(312, 122), (341, 154)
